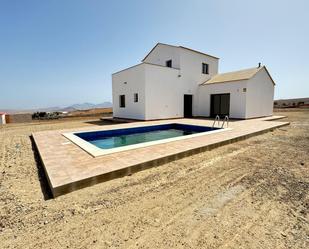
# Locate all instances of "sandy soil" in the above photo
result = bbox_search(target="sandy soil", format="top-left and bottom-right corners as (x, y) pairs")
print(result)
(0, 111), (308, 248)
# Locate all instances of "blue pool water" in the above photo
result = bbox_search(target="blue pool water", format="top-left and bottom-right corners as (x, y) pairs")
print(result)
(75, 123), (220, 150)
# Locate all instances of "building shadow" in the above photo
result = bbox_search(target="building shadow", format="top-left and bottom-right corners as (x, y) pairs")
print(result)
(30, 136), (53, 200)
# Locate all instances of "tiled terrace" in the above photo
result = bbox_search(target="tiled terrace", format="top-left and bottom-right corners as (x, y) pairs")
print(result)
(32, 116), (289, 197)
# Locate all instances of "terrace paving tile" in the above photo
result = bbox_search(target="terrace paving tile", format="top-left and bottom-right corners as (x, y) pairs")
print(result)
(32, 116), (289, 197)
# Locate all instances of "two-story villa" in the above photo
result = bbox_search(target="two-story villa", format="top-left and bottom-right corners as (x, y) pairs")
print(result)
(112, 43), (275, 120)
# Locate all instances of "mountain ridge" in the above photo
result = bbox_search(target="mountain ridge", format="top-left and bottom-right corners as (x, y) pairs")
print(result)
(0, 102), (112, 114)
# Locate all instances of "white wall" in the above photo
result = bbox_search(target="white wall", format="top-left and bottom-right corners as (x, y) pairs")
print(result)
(144, 64), (181, 120)
(143, 44), (181, 69)
(112, 64), (146, 120)
(113, 44), (220, 120)
(245, 67), (274, 118)
(0, 114), (5, 125)
(197, 80), (248, 119)
(179, 48), (219, 116)
(144, 47), (219, 120)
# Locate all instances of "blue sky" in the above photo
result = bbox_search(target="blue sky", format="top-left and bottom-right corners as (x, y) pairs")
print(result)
(0, 0), (308, 109)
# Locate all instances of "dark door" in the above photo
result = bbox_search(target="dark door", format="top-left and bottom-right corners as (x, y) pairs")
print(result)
(184, 94), (193, 118)
(210, 93), (230, 117)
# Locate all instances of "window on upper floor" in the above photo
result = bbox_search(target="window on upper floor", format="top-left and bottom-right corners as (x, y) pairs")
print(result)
(119, 95), (125, 108)
(166, 60), (172, 68)
(202, 63), (209, 74)
(134, 93), (138, 103)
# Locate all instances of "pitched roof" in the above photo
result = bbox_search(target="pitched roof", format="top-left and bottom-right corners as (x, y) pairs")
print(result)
(142, 43), (219, 62)
(201, 66), (275, 85)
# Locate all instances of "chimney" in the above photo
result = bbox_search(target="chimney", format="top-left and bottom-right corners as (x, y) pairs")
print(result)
(258, 62), (261, 68)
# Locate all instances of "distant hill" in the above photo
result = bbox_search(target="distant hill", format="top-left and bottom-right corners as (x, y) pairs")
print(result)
(65, 102), (112, 111)
(275, 97), (309, 103)
(0, 102), (112, 114)
(274, 97), (309, 108)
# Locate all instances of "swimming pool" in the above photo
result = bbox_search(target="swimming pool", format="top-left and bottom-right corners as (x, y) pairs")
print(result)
(63, 123), (226, 157)
(75, 123), (220, 149)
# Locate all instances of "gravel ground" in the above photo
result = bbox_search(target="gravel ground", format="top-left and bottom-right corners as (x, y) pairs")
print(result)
(0, 111), (308, 249)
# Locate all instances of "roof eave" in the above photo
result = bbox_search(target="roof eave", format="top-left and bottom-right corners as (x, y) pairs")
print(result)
(200, 78), (249, 86)
(142, 43), (220, 62)
(112, 63), (144, 75)
(141, 43), (179, 62)
(179, 46), (219, 60)
(261, 66), (276, 85)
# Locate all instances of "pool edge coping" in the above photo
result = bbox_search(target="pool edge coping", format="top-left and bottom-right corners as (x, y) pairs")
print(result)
(62, 124), (232, 157)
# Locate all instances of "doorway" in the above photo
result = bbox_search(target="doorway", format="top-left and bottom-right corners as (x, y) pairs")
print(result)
(184, 94), (193, 118)
(210, 93), (230, 117)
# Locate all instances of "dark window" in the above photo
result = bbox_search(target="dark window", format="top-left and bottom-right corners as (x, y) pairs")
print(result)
(166, 60), (172, 68)
(202, 63), (209, 74)
(119, 95), (125, 108)
(210, 93), (230, 117)
(134, 93), (138, 103)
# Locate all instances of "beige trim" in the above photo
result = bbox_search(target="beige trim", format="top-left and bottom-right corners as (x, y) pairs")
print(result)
(199, 78), (249, 85)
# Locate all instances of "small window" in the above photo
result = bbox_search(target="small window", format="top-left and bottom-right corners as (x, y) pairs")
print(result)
(166, 60), (172, 68)
(119, 95), (125, 108)
(134, 93), (138, 103)
(202, 63), (209, 74)
(243, 88), (247, 92)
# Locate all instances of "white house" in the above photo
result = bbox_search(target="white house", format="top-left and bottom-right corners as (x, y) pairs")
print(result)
(112, 43), (275, 120)
(0, 112), (6, 125)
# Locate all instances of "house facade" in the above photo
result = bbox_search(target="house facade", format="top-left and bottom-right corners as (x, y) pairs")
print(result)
(112, 43), (275, 120)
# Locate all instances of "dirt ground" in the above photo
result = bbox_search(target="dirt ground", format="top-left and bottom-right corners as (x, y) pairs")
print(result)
(0, 110), (308, 249)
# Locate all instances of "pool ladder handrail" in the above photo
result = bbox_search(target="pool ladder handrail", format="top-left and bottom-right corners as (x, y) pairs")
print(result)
(212, 115), (220, 128)
(221, 115), (229, 128)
